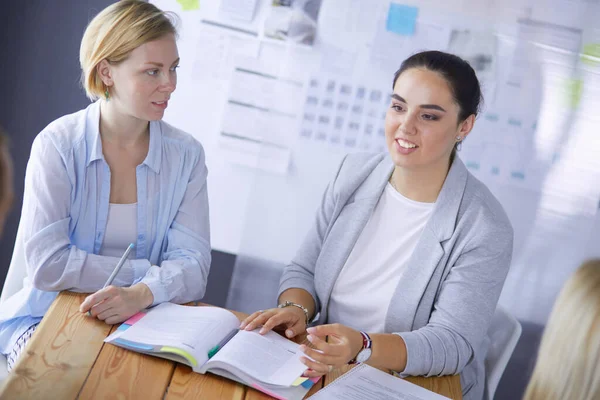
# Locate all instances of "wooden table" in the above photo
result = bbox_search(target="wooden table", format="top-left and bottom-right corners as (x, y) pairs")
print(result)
(0, 292), (462, 399)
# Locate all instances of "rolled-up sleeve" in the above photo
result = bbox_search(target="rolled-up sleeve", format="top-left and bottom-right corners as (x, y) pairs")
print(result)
(140, 146), (211, 306)
(23, 133), (150, 293)
(394, 223), (513, 376)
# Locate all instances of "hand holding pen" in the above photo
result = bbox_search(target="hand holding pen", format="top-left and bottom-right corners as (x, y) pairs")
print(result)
(80, 243), (154, 324)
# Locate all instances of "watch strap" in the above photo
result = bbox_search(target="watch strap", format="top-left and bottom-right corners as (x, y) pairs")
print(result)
(349, 331), (371, 364)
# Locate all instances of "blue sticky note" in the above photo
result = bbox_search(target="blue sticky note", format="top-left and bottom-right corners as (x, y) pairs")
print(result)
(114, 338), (154, 351)
(301, 379), (314, 389)
(386, 3), (418, 36)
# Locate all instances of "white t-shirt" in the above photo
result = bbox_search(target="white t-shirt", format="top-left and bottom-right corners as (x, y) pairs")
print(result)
(327, 183), (435, 333)
(99, 203), (138, 258)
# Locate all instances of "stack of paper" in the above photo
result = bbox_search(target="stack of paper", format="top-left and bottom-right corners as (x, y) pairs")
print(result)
(308, 363), (450, 400)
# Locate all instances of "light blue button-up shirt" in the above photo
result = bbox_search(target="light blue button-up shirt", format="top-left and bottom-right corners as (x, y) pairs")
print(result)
(0, 101), (211, 354)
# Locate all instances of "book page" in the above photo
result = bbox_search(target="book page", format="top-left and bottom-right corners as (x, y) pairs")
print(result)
(108, 303), (240, 366)
(309, 364), (450, 400)
(206, 329), (307, 387)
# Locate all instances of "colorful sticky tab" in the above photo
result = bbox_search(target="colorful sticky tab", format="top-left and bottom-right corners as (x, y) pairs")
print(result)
(124, 312), (146, 325)
(386, 3), (418, 36)
(292, 377), (308, 386)
(160, 346), (198, 367)
(116, 323), (131, 332)
(301, 379), (314, 389)
(114, 338), (154, 351)
(176, 0), (200, 11)
(252, 384), (287, 400)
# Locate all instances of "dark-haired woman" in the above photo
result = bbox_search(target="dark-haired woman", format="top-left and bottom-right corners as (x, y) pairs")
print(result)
(241, 51), (514, 400)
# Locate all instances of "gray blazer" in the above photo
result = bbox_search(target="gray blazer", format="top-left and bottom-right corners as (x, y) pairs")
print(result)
(279, 153), (513, 400)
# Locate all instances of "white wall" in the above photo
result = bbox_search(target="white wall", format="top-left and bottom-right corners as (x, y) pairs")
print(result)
(152, 0), (600, 325)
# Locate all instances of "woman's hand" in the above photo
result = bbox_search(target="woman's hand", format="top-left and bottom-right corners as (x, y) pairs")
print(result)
(239, 306), (307, 339)
(299, 324), (364, 378)
(79, 283), (154, 325)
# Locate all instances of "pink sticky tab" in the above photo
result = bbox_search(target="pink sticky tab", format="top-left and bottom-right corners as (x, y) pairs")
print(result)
(309, 376), (321, 383)
(251, 384), (287, 400)
(124, 312), (146, 325)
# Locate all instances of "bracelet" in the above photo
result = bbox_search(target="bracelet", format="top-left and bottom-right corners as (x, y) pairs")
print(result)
(278, 301), (310, 326)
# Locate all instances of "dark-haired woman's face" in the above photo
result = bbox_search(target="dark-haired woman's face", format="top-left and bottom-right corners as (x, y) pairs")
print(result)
(385, 68), (471, 171)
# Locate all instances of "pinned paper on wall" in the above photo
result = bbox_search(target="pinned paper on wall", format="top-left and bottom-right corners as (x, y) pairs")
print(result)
(299, 75), (388, 153)
(219, 57), (304, 174)
(176, 0), (199, 11)
(386, 3), (418, 36)
(220, 0), (259, 22)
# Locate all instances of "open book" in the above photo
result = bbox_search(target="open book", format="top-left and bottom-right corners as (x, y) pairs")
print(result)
(105, 303), (318, 400)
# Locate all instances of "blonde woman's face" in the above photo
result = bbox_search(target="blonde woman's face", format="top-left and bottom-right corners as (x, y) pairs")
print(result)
(108, 34), (179, 121)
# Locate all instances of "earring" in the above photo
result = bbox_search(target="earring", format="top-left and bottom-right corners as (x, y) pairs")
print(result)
(104, 88), (110, 101)
(455, 136), (462, 141)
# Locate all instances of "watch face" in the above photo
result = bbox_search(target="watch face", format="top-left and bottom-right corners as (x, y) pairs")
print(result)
(356, 348), (372, 363)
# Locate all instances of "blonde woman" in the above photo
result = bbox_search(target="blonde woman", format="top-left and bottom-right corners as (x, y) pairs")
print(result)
(524, 259), (600, 400)
(0, 1), (210, 371)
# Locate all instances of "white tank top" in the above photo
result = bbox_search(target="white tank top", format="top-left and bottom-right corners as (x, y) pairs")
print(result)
(99, 203), (138, 258)
(327, 183), (435, 333)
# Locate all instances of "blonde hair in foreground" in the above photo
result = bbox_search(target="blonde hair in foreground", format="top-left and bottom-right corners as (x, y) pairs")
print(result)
(79, 0), (177, 100)
(523, 259), (600, 400)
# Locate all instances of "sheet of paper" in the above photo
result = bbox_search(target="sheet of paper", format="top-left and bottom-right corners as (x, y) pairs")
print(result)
(299, 75), (388, 153)
(531, 0), (592, 29)
(192, 19), (260, 82)
(218, 57), (304, 174)
(317, 0), (380, 52)
(219, 0), (259, 22)
(506, 19), (581, 88)
(309, 363), (450, 400)
(208, 329), (306, 387)
(264, 0), (323, 46)
(461, 18), (583, 192)
(448, 29), (498, 83)
(108, 303), (240, 364)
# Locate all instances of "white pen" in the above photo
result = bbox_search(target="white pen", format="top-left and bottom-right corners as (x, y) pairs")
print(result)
(104, 243), (135, 288)
(88, 243), (135, 316)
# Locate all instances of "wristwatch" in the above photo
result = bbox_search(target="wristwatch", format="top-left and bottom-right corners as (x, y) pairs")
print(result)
(349, 331), (372, 364)
(277, 301), (310, 326)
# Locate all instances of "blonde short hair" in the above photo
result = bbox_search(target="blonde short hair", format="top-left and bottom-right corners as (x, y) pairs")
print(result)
(79, 0), (178, 100)
(524, 259), (600, 400)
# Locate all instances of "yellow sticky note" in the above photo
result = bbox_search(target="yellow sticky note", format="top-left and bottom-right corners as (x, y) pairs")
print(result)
(176, 0), (200, 11)
(565, 78), (583, 110)
(292, 377), (308, 386)
(160, 346), (198, 366)
(581, 43), (600, 66)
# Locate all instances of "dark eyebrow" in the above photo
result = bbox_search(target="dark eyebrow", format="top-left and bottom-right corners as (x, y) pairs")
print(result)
(390, 94), (446, 112)
(144, 58), (180, 68)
